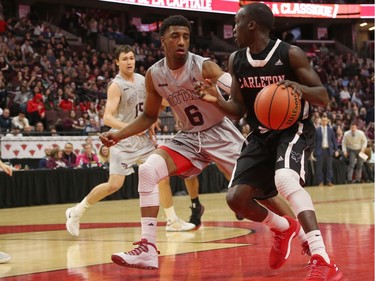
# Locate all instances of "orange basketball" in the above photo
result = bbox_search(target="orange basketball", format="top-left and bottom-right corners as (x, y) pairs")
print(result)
(254, 83), (301, 130)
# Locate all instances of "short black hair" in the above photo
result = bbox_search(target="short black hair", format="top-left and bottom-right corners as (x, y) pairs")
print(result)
(159, 15), (191, 36)
(243, 3), (274, 31)
(114, 45), (135, 60)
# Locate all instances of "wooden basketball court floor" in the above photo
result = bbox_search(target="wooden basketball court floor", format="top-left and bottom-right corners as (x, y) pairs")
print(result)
(0, 183), (373, 281)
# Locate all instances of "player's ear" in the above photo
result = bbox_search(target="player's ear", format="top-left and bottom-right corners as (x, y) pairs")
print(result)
(161, 36), (165, 47)
(248, 20), (256, 30)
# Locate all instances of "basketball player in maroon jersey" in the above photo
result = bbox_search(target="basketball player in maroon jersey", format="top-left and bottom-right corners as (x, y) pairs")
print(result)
(196, 3), (343, 280)
(100, 15), (300, 270)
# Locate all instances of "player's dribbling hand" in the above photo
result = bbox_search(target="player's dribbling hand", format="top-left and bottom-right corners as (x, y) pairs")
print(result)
(193, 79), (219, 103)
(99, 132), (120, 147)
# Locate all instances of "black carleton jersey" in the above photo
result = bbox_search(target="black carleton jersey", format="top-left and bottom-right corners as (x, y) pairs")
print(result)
(233, 38), (309, 132)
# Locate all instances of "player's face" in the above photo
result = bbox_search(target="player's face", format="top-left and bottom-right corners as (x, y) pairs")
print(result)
(162, 26), (190, 62)
(117, 51), (135, 76)
(233, 8), (251, 48)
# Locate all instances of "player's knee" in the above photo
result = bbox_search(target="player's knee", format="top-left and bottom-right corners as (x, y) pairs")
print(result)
(275, 168), (301, 199)
(138, 154), (169, 193)
(106, 181), (123, 194)
(226, 186), (254, 213)
(226, 187), (239, 211)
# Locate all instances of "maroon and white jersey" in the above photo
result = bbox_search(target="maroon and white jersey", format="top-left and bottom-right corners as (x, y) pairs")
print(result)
(150, 52), (226, 132)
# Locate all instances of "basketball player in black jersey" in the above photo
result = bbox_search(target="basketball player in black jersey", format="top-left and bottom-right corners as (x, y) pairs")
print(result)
(195, 3), (343, 281)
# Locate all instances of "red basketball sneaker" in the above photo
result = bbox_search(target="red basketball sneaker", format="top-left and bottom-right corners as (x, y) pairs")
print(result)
(305, 254), (344, 281)
(111, 239), (160, 270)
(269, 216), (301, 269)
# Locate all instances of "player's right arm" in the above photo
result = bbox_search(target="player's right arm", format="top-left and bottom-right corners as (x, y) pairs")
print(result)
(103, 82), (128, 130)
(215, 52), (246, 119)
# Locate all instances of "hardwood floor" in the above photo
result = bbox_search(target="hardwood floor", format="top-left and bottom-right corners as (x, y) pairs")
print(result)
(0, 183), (373, 280)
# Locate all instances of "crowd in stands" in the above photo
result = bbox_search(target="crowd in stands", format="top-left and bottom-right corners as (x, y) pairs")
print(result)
(0, 9), (373, 183)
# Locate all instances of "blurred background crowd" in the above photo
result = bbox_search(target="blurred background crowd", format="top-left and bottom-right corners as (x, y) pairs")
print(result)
(0, 1), (373, 185)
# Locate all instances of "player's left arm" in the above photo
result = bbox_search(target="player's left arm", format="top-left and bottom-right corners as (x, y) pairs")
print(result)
(283, 45), (329, 107)
(202, 60), (224, 83)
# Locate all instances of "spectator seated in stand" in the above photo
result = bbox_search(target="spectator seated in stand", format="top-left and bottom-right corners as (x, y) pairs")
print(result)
(76, 143), (99, 168)
(33, 121), (49, 136)
(5, 124), (23, 137)
(84, 117), (100, 134)
(61, 110), (84, 133)
(46, 147), (68, 169)
(98, 144), (110, 169)
(10, 84), (33, 115)
(62, 142), (77, 168)
(0, 108), (12, 132)
(38, 146), (52, 169)
(26, 93), (45, 126)
(11, 111), (30, 130)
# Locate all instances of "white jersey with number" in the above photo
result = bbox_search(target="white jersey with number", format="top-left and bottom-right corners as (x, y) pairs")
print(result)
(150, 52), (226, 133)
(109, 73), (146, 125)
(107, 73), (155, 176)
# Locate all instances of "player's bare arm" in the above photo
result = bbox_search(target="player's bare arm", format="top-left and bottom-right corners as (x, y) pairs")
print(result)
(103, 83), (128, 130)
(280, 45), (329, 107)
(192, 60), (224, 102)
(217, 52), (246, 118)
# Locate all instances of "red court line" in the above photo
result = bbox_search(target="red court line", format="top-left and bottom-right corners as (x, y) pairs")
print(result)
(1, 222), (373, 281)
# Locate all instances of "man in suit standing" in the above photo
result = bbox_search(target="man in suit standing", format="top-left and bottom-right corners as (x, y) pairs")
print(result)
(315, 115), (339, 186)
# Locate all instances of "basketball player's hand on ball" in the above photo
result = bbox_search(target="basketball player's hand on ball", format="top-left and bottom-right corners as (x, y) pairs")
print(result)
(193, 79), (219, 103)
(277, 80), (303, 99)
(99, 132), (120, 147)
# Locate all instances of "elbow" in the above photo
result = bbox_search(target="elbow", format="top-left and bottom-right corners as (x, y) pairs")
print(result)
(318, 89), (329, 107)
(321, 96), (329, 107)
(103, 115), (111, 127)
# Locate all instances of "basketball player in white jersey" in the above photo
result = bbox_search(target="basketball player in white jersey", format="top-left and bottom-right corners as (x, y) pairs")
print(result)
(100, 16), (300, 270)
(65, 45), (196, 236)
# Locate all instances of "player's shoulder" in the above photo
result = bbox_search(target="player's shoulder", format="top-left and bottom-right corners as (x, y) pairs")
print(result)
(282, 40), (304, 57)
(151, 57), (166, 70)
(134, 72), (145, 81)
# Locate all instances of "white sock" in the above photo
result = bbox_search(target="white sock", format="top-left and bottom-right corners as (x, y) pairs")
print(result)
(164, 206), (178, 221)
(306, 230), (330, 263)
(141, 217), (157, 245)
(74, 197), (91, 217)
(262, 211), (289, 232)
(297, 227), (307, 245)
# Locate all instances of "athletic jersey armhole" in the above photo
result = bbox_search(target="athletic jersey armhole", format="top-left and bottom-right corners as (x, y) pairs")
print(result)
(279, 42), (291, 68)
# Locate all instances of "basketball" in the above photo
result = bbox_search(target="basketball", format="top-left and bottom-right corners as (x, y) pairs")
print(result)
(254, 83), (301, 130)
